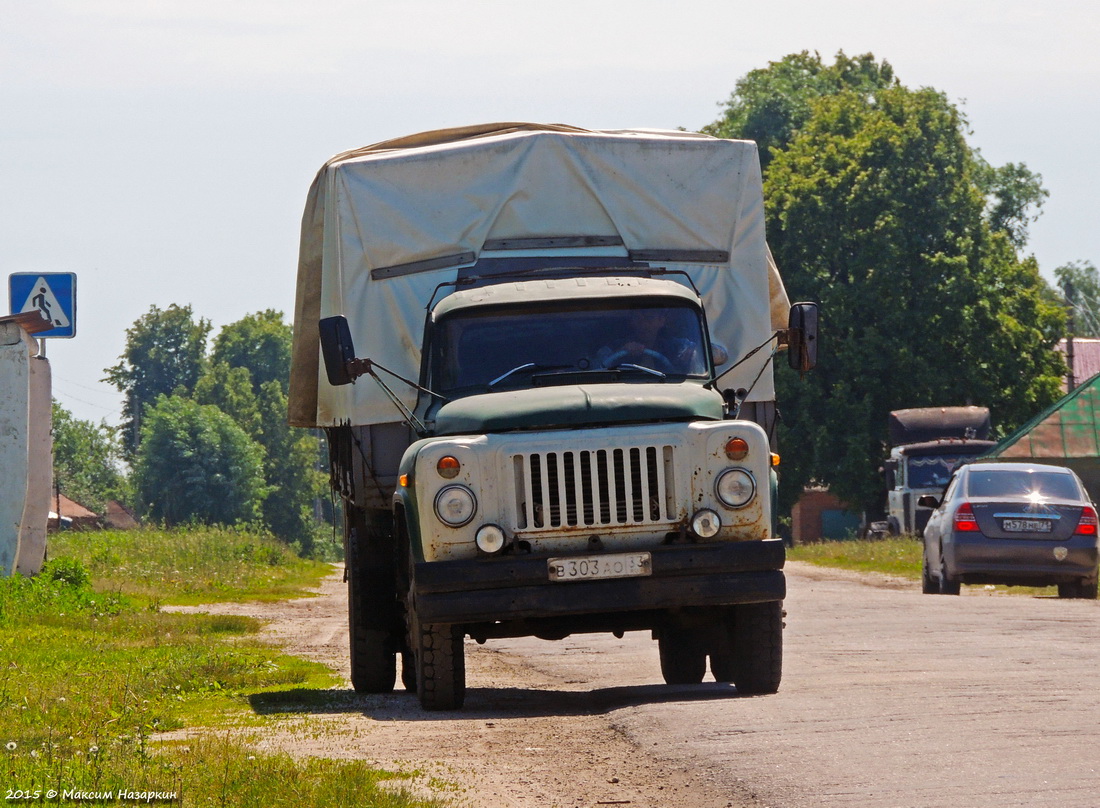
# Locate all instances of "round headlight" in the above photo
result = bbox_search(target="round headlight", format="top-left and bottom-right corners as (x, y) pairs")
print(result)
(475, 524), (506, 554)
(716, 469), (756, 509)
(434, 486), (477, 527)
(691, 508), (722, 538)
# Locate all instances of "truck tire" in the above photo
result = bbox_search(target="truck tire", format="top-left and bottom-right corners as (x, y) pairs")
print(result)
(347, 521), (398, 693)
(723, 601), (783, 695)
(414, 621), (465, 710)
(658, 629), (707, 685)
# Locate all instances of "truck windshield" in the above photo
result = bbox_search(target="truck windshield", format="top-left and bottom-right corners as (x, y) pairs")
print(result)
(907, 455), (972, 489)
(432, 301), (708, 396)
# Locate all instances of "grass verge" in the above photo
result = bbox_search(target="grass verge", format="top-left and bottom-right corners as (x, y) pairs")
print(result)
(0, 530), (444, 807)
(787, 536), (1059, 596)
(788, 536), (923, 578)
(48, 526), (333, 605)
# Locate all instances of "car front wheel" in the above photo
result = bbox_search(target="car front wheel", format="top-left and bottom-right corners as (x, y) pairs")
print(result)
(921, 555), (938, 594)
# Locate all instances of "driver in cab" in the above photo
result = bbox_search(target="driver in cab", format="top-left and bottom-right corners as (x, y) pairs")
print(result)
(598, 308), (698, 374)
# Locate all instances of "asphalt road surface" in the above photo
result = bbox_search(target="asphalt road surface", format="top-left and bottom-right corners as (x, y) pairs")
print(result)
(189, 561), (1100, 808)
(486, 562), (1100, 807)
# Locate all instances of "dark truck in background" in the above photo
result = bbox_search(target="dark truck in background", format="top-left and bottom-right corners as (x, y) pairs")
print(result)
(879, 407), (995, 536)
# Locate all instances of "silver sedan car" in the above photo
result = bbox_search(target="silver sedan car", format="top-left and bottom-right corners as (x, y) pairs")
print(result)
(920, 461), (1099, 598)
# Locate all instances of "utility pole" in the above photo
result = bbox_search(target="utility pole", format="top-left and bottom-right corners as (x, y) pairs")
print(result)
(1066, 280), (1077, 393)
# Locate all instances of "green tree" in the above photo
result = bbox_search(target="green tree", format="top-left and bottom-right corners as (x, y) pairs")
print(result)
(104, 304), (211, 457)
(702, 51), (896, 169)
(1055, 260), (1100, 338)
(210, 309), (293, 395)
(705, 51), (1048, 251)
(132, 395), (268, 526)
(255, 381), (326, 551)
(974, 159), (1050, 249)
(51, 401), (129, 513)
(761, 83), (1065, 511)
(203, 311), (325, 548)
(194, 360), (262, 437)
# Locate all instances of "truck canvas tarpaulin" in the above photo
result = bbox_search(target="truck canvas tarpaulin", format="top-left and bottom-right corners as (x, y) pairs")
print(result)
(289, 123), (789, 428)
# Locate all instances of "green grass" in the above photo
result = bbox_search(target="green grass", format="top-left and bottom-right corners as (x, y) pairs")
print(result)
(788, 536), (924, 578)
(787, 536), (1059, 596)
(48, 526), (333, 605)
(0, 530), (445, 807)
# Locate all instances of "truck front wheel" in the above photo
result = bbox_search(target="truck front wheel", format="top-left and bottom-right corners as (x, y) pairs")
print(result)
(413, 620), (466, 710)
(658, 629), (707, 685)
(711, 602), (783, 695)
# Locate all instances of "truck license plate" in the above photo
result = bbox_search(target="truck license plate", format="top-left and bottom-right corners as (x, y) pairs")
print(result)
(547, 552), (652, 582)
(1002, 519), (1053, 533)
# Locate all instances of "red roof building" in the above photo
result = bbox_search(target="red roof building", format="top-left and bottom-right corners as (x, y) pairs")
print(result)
(1057, 337), (1100, 392)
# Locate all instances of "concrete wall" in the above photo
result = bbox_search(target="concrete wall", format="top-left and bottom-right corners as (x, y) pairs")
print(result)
(0, 323), (51, 576)
(17, 352), (51, 574)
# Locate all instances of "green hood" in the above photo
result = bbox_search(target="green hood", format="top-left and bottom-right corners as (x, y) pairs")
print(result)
(432, 383), (724, 435)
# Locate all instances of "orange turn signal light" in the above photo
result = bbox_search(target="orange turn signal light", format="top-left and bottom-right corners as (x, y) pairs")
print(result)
(724, 437), (749, 461)
(437, 456), (461, 479)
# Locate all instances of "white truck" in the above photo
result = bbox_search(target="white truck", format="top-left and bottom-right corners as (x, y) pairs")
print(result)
(289, 124), (817, 710)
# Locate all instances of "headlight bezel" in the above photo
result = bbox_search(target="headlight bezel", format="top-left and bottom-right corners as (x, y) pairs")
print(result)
(715, 468), (757, 509)
(434, 485), (477, 527)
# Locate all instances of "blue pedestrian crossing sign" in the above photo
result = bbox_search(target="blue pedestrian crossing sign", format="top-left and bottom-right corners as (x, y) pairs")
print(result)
(8, 273), (77, 338)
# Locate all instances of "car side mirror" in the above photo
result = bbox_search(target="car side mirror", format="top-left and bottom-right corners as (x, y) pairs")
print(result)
(787, 302), (819, 372)
(319, 316), (357, 386)
(917, 494), (940, 509)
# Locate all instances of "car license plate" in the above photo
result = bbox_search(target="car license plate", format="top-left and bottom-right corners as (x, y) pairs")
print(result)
(1002, 518), (1053, 533)
(547, 552), (652, 582)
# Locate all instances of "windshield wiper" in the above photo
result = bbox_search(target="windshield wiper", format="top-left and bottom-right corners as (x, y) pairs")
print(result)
(488, 363), (570, 389)
(606, 363), (667, 379)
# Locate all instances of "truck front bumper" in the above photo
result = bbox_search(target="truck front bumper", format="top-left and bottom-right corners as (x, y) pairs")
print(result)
(411, 539), (785, 625)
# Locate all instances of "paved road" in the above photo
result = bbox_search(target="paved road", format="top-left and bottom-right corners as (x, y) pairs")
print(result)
(490, 563), (1100, 807)
(203, 562), (1100, 807)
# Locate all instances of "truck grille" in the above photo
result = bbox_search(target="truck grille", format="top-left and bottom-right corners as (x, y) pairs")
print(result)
(513, 446), (675, 530)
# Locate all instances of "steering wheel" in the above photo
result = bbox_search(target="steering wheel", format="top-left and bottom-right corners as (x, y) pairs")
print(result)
(602, 347), (674, 373)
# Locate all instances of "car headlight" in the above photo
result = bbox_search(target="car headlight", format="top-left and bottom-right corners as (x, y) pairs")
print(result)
(434, 485), (477, 527)
(716, 468), (756, 509)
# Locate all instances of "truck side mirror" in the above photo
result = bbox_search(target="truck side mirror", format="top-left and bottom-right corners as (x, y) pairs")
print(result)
(319, 316), (357, 386)
(710, 341), (729, 367)
(787, 302), (819, 372)
(883, 459), (898, 489)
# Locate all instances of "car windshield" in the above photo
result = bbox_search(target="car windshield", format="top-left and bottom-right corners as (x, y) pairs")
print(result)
(966, 469), (1082, 501)
(431, 301), (708, 396)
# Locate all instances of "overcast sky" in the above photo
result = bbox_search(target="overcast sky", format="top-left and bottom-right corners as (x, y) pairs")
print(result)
(3, 0), (1098, 426)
